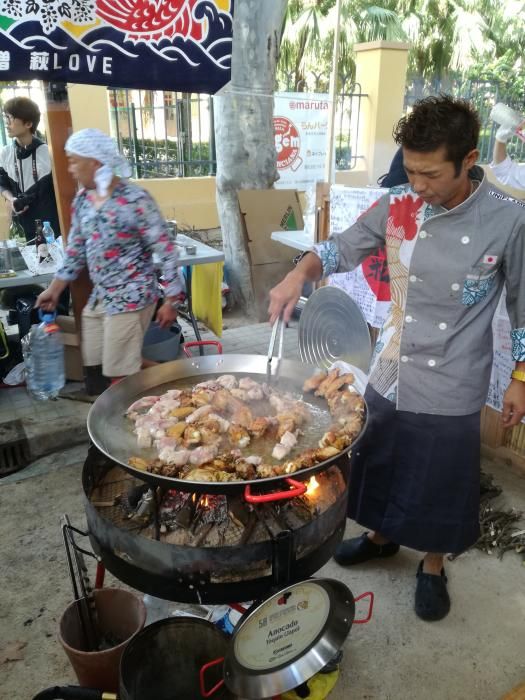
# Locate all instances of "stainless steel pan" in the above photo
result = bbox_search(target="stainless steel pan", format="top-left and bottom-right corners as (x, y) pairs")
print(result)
(87, 353), (368, 493)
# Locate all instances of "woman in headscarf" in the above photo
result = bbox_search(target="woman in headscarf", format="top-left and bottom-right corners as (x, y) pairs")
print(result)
(36, 128), (182, 383)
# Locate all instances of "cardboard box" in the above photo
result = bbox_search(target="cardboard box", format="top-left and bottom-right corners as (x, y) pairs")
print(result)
(237, 189), (304, 265)
(56, 315), (84, 382)
(237, 189), (304, 320)
(251, 261), (294, 321)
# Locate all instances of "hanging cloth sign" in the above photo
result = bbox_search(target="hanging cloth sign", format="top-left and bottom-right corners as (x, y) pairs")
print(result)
(0, 0), (233, 93)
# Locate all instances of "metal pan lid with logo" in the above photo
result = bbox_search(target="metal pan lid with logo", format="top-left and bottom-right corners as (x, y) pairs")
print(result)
(200, 577), (374, 699)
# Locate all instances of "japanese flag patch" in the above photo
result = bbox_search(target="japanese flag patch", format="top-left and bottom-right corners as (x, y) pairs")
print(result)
(483, 254), (498, 265)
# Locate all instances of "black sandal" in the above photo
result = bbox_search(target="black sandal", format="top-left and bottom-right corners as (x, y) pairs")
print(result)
(415, 560), (450, 621)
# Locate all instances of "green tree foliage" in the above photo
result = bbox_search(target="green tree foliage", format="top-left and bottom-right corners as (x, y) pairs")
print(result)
(277, 0), (525, 93)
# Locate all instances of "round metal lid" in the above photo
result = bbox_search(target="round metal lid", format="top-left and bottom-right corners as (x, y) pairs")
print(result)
(298, 286), (372, 373)
(223, 578), (355, 699)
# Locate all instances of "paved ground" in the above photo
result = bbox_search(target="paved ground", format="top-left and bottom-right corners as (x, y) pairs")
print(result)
(1, 315), (525, 699)
(0, 447), (524, 699)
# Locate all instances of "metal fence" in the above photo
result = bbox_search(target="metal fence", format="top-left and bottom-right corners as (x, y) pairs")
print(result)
(109, 83), (367, 177)
(405, 77), (525, 164)
(109, 89), (216, 178)
(0, 80), (366, 176)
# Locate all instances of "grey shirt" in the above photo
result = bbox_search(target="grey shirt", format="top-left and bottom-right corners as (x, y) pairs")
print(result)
(312, 167), (525, 415)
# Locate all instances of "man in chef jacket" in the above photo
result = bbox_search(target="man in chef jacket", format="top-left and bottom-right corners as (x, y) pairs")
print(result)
(269, 95), (525, 622)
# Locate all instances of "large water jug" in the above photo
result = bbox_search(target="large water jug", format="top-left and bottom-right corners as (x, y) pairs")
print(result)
(25, 311), (65, 400)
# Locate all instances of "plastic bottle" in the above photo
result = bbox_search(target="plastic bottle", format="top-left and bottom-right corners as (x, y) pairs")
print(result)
(26, 311), (65, 400)
(9, 217), (25, 243)
(143, 594), (171, 625)
(490, 103), (525, 143)
(43, 221), (55, 245)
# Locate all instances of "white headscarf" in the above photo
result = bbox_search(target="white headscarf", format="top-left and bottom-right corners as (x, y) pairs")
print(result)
(65, 128), (132, 196)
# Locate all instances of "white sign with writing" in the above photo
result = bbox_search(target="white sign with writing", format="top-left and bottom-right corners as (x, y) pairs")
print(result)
(329, 185), (390, 329)
(233, 581), (331, 670)
(273, 93), (331, 190)
(487, 291), (525, 422)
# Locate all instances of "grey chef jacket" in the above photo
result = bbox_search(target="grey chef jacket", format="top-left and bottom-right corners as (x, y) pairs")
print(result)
(312, 166), (525, 416)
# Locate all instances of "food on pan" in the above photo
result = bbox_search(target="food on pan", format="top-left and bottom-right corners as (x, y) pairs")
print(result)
(127, 369), (364, 481)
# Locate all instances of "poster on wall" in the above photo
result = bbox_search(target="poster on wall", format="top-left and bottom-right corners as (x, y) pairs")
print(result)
(487, 291), (525, 422)
(0, 0), (233, 92)
(273, 92), (331, 190)
(329, 184), (390, 328)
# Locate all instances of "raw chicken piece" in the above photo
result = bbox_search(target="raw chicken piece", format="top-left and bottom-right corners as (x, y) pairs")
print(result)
(155, 436), (181, 451)
(272, 443), (291, 460)
(245, 455), (263, 466)
(216, 375), (238, 390)
(186, 405), (213, 423)
(126, 395), (160, 418)
(239, 377), (264, 401)
(271, 431), (297, 460)
(164, 389), (182, 399)
(192, 390), (216, 406)
(194, 379), (221, 390)
(230, 388), (249, 401)
(239, 377), (259, 391)
(281, 431), (297, 449)
(149, 398), (182, 418)
(231, 405), (253, 429)
(136, 426), (153, 448)
(189, 444), (219, 466)
(158, 446), (191, 465)
(206, 413), (231, 432)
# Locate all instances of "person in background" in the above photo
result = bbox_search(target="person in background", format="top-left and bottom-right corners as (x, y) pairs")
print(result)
(377, 146), (407, 188)
(0, 97), (60, 241)
(36, 128), (182, 384)
(489, 117), (525, 189)
(269, 95), (525, 623)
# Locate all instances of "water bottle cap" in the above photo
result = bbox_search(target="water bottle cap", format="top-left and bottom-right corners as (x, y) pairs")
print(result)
(43, 221), (50, 226)
(38, 309), (57, 323)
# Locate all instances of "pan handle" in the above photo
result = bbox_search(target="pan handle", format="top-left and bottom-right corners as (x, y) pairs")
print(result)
(244, 478), (307, 503)
(182, 341), (223, 358)
(199, 656), (225, 698)
(352, 591), (374, 624)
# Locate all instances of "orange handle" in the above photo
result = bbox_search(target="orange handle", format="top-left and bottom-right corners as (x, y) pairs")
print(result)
(182, 341), (223, 357)
(199, 656), (225, 698)
(244, 478), (307, 504)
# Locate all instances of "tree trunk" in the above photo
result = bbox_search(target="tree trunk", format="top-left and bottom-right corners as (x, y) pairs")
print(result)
(214, 0), (287, 315)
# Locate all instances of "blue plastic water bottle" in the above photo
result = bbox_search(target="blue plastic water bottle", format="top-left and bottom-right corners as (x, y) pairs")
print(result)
(27, 311), (65, 400)
(42, 221), (55, 245)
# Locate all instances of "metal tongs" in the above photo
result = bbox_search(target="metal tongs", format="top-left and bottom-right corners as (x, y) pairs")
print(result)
(61, 514), (101, 651)
(266, 315), (285, 383)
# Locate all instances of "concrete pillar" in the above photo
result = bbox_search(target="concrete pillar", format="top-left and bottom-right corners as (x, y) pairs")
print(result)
(354, 41), (410, 185)
(67, 84), (111, 134)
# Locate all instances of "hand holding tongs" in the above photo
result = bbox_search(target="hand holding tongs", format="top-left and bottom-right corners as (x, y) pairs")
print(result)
(267, 315), (285, 383)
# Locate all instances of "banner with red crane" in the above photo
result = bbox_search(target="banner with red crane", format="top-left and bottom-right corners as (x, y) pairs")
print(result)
(0, 0), (233, 92)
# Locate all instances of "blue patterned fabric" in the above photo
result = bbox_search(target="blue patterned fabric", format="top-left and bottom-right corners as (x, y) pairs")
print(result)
(511, 328), (525, 361)
(313, 240), (340, 278)
(462, 272), (497, 306)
